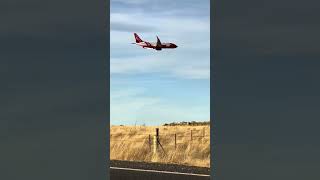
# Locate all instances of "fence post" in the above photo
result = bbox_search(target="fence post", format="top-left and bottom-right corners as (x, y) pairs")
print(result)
(191, 130), (193, 141)
(175, 134), (177, 149)
(156, 128), (159, 138)
(149, 134), (151, 151)
(203, 127), (205, 137)
(156, 128), (159, 149)
(155, 128), (159, 152)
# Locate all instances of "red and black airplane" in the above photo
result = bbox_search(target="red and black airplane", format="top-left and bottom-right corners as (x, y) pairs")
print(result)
(132, 33), (178, 51)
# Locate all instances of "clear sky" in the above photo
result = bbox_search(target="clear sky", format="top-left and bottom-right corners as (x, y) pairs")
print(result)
(110, 0), (210, 125)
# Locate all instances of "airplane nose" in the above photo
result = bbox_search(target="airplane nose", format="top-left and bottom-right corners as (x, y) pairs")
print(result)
(172, 44), (177, 48)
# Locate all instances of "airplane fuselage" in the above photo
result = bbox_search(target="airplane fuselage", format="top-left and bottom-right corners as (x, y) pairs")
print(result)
(135, 41), (177, 50)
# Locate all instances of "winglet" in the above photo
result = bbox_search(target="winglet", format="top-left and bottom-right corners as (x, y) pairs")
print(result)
(156, 36), (162, 46)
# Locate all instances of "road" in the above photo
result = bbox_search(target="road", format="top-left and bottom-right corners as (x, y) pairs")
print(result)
(110, 167), (210, 180)
(110, 160), (211, 180)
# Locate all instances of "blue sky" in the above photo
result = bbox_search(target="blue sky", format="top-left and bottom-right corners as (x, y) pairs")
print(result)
(110, 0), (210, 125)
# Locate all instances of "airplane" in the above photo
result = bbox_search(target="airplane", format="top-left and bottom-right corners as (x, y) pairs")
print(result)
(132, 33), (178, 51)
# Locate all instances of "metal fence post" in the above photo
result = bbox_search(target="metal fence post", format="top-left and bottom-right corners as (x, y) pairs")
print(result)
(155, 128), (159, 152)
(175, 133), (177, 149)
(156, 128), (159, 138)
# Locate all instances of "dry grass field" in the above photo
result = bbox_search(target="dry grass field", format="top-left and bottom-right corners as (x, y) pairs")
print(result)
(110, 125), (210, 167)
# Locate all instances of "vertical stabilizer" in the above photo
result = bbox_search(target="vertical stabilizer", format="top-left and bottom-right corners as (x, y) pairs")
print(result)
(134, 33), (143, 43)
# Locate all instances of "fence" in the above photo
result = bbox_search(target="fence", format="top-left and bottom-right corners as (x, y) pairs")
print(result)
(110, 128), (210, 154)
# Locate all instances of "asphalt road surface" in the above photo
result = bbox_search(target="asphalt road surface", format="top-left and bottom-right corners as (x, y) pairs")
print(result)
(110, 160), (211, 180)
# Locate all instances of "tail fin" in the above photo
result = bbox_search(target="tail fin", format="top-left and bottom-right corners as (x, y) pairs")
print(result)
(134, 33), (143, 43)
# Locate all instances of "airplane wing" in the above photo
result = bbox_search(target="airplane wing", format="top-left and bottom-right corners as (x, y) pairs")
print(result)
(156, 36), (162, 47)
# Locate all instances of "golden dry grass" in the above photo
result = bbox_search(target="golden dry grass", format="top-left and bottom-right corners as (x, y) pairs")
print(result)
(110, 125), (210, 167)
